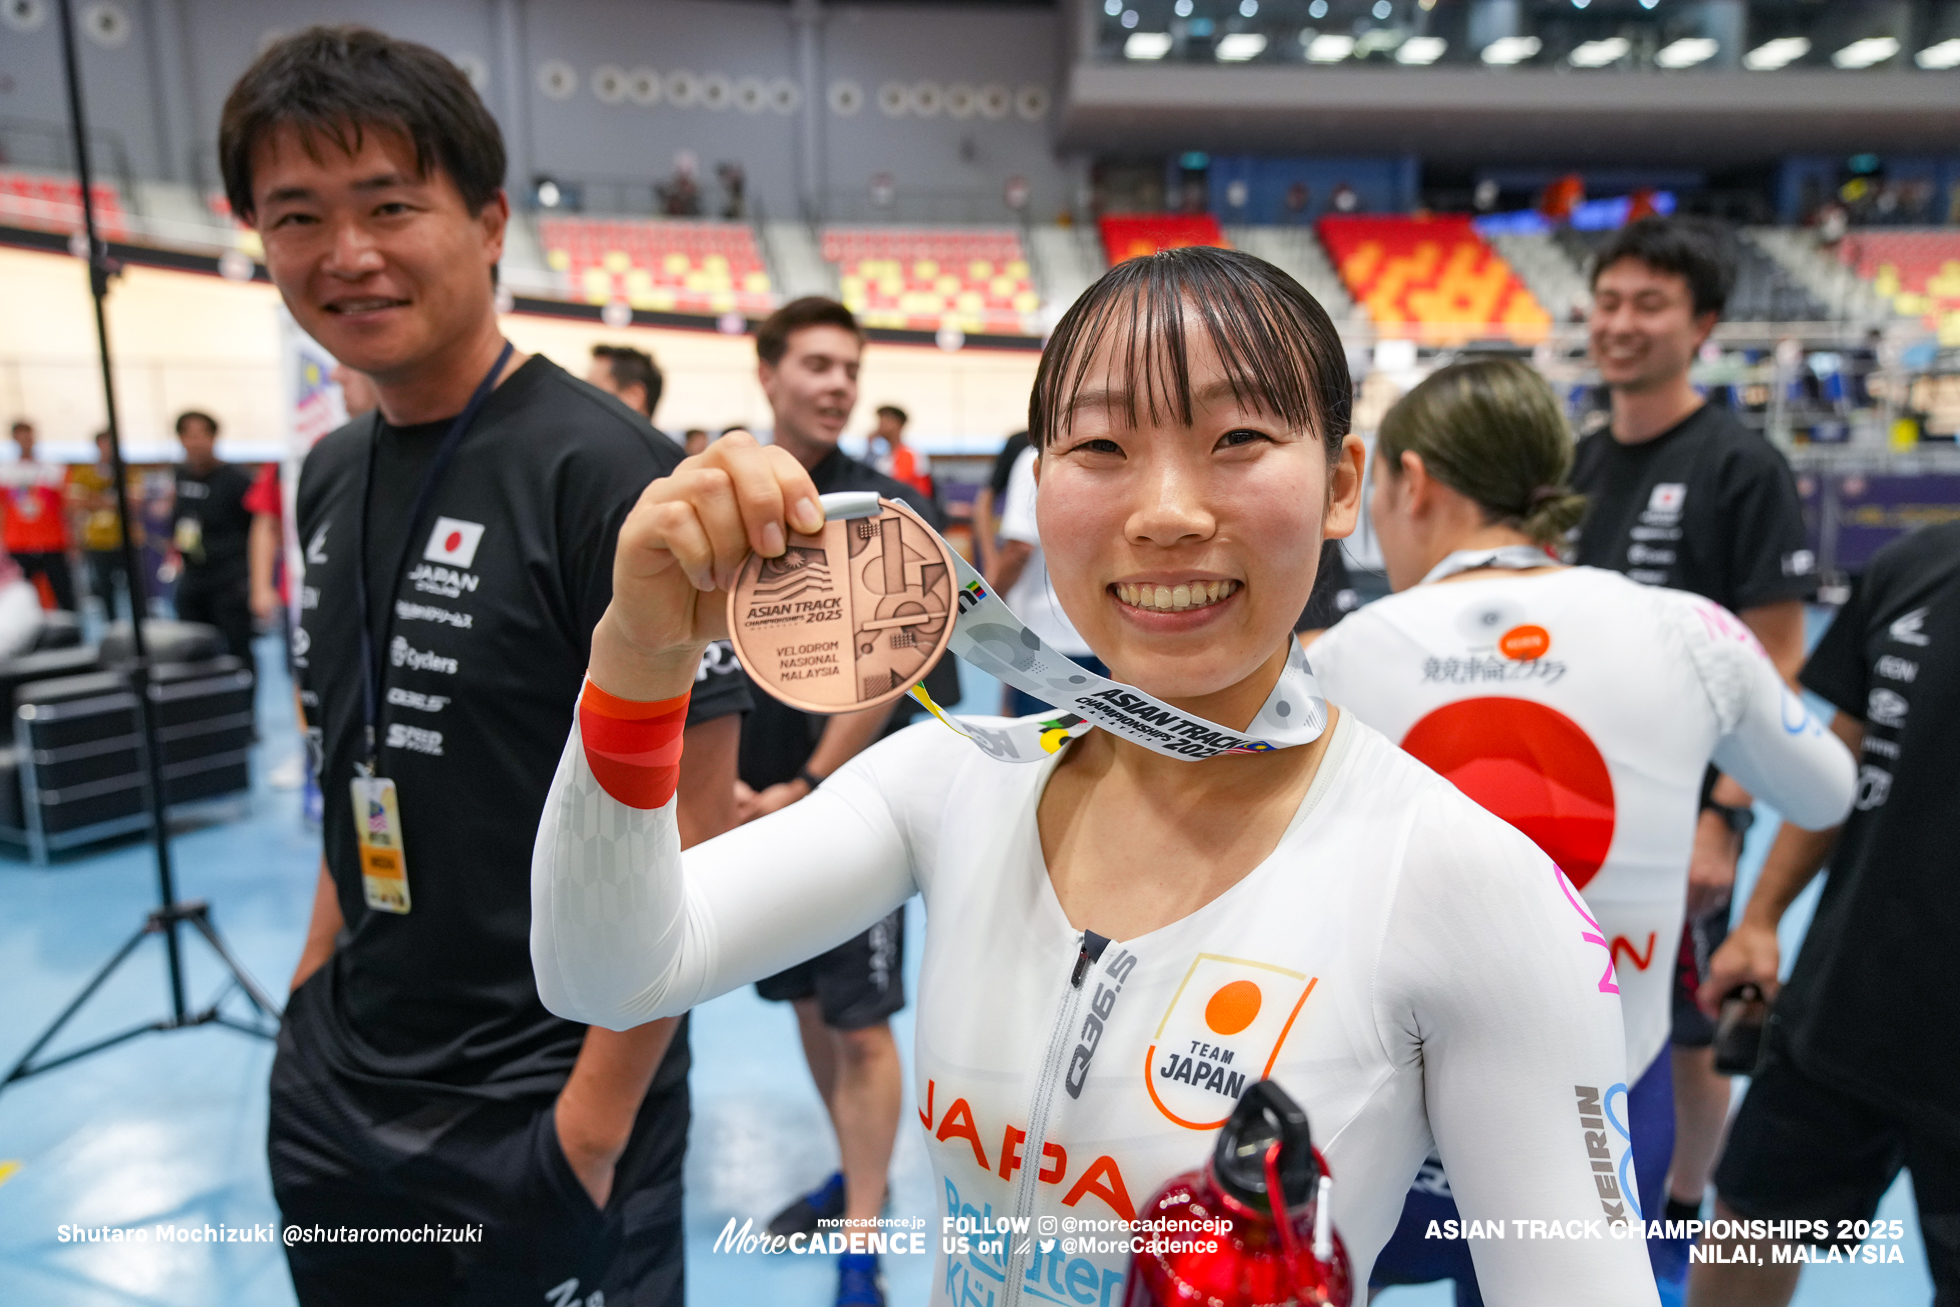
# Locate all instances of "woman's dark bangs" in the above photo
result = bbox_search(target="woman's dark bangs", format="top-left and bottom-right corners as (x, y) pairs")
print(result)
(1033, 249), (1342, 450)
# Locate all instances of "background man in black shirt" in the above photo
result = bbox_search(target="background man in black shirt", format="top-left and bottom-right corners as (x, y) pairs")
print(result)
(223, 28), (745, 1305)
(586, 343), (665, 428)
(740, 297), (957, 1307)
(1691, 523), (1960, 1306)
(170, 409), (256, 684)
(1569, 217), (1816, 1257)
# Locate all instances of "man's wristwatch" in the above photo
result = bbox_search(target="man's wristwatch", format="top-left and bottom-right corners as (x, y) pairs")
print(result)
(1702, 800), (1756, 839)
(796, 765), (825, 793)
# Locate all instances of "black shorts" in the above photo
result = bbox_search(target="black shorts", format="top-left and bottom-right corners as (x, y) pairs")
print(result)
(756, 907), (906, 1030)
(1716, 1031), (1960, 1294)
(1670, 903), (1731, 1048)
(268, 1013), (689, 1307)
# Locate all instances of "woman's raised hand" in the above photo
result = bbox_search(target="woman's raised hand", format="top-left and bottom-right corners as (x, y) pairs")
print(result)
(590, 431), (823, 701)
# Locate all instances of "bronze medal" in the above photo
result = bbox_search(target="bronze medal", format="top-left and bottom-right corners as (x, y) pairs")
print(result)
(727, 497), (958, 713)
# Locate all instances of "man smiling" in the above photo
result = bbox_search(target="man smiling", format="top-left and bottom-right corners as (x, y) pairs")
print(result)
(220, 27), (745, 1305)
(1569, 217), (1813, 1283)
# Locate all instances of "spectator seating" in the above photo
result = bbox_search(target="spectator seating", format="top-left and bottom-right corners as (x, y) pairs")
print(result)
(1099, 214), (1228, 263)
(0, 169), (128, 240)
(824, 227), (1038, 333)
(1321, 215), (1550, 340)
(538, 217), (774, 314)
(1836, 229), (1960, 340)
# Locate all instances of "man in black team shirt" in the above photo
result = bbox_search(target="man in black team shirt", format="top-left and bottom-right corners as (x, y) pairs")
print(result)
(739, 297), (959, 1307)
(221, 28), (746, 1305)
(1691, 524), (1960, 1306)
(170, 410), (256, 684)
(1570, 217), (1816, 1268)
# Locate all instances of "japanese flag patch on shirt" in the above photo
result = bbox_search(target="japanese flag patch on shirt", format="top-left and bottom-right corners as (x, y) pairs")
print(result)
(424, 517), (485, 568)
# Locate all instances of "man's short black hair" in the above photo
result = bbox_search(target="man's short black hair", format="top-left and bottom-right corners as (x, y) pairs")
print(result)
(756, 297), (863, 367)
(591, 344), (663, 417)
(875, 405), (908, 426)
(175, 410), (220, 437)
(219, 26), (507, 223)
(1589, 216), (1733, 319)
(9, 420), (30, 433)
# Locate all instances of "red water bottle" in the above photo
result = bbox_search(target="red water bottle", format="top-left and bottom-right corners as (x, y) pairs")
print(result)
(1124, 1079), (1352, 1307)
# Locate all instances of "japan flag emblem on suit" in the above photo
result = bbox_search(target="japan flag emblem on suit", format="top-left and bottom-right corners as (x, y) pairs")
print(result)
(424, 517), (485, 568)
(1145, 954), (1317, 1131)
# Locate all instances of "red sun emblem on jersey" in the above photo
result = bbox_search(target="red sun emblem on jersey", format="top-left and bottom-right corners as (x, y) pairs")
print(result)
(1400, 697), (1615, 888)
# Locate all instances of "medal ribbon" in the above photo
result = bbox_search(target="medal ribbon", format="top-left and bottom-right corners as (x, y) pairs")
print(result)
(817, 492), (1329, 765)
(1417, 543), (1561, 585)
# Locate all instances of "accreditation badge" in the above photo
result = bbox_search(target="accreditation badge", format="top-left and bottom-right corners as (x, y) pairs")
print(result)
(350, 776), (411, 914)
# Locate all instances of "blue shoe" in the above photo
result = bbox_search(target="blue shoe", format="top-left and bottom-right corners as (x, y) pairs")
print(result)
(837, 1252), (885, 1307)
(767, 1170), (845, 1238)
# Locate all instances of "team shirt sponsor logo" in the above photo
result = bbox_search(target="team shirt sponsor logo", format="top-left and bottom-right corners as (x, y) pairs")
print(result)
(306, 523), (330, 565)
(407, 563), (479, 599)
(1782, 549), (1816, 577)
(386, 687), (451, 713)
(395, 599), (473, 629)
(300, 585), (319, 611)
(1866, 688), (1909, 729)
(1647, 483), (1687, 514)
(1065, 946), (1137, 1099)
(1144, 954), (1315, 1130)
(1875, 655), (1918, 683)
(390, 636), (458, 675)
(1855, 765), (1893, 811)
(385, 723), (444, 756)
(1888, 608), (1930, 647)
(423, 517), (485, 568)
(1573, 1084), (1634, 1223)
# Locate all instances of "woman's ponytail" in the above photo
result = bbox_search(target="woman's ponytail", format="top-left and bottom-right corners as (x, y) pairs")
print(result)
(1376, 357), (1584, 548)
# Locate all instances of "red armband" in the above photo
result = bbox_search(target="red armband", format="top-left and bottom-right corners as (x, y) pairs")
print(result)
(578, 680), (690, 810)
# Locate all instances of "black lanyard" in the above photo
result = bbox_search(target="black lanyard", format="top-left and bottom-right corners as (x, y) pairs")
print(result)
(353, 341), (514, 773)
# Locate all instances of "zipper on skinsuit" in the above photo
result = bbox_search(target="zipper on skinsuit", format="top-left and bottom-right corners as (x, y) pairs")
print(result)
(1001, 930), (1111, 1307)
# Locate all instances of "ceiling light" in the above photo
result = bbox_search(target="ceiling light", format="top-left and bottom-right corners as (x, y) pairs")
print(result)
(1174, 0), (1193, 13)
(1395, 34), (1446, 63)
(1638, 0), (1656, 8)
(1572, 0), (1589, 7)
(1307, 32), (1355, 61)
(1833, 36), (1900, 69)
(1356, 27), (1403, 54)
(1743, 36), (1809, 70)
(1308, 0), (1327, 16)
(1217, 31), (1268, 59)
(1916, 38), (1960, 69)
(1239, 0), (1258, 15)
(1481, 35), (1542, 65)
(1372, 0), (1392, 18)
(1104, 0), (1122, 14)
(1122, 9), (1139, 26)
(1125, 30), (1172, 58)
(1569, 36), (1628, 67)
(1655, 36), (1717, 68)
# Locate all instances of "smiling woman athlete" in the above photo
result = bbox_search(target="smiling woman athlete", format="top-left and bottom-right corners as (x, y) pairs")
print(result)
(531, 249), (1663, 1306)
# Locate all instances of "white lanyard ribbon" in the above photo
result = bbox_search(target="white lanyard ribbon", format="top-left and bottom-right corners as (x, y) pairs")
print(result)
(818, 492), (1328, 765)
(1418, 544), (1560, 586)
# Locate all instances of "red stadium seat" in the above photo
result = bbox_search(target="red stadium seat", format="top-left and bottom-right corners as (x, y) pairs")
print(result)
(1319, 214), (1549, 343)
(1098, 214), (1228, 263)
(821, 226), (1037, 334)
(538, 217), (774, 315)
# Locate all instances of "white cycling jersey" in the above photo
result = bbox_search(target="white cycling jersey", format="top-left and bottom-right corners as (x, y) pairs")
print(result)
(1308, 565), (1856, 1079)
(535, 698), (1671, 1306)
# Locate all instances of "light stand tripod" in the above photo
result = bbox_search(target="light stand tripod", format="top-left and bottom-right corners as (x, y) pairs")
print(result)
(1, 0), (280, 1095)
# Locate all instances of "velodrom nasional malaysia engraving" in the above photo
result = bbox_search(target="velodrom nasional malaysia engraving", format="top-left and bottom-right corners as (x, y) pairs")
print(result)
(728, 497), (956, 714)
